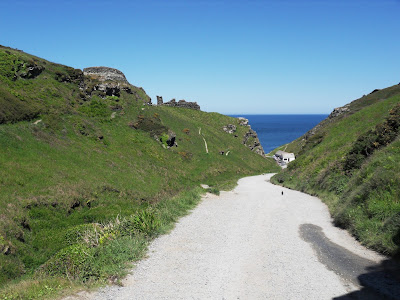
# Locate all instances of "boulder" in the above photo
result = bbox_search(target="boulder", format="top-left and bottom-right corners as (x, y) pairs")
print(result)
(223, 124), (237, 134)
(238, 117), (249, 126)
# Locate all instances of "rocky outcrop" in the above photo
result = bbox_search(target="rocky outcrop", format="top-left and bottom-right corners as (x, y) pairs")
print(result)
(82, 66), (151, 104)
(243, 129), (265, 156)
(157, 97), (200, 110)
(223, 124), (237, 134)
(233, 117), (264, 156)
(55, 67), (83, 85)
(163, 130), (177, 148)
(328, 104), (350, 119)
(238, 117), (249, 126)
(13, 62), (44, 80)
(83, 67), (128, 83)
(369, 89), (381, 95)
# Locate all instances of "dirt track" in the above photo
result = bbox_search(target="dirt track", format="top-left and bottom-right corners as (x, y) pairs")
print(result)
(69, 174), (397, 300)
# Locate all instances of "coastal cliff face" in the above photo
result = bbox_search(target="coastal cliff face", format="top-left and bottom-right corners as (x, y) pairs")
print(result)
(222, 118), (265, 157)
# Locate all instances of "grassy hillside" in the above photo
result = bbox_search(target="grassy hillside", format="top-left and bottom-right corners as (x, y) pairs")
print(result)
(0, 45), (279, 299)
(272, 84), (400, 257)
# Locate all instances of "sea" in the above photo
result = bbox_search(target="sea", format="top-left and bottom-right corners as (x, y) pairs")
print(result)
(229, 115), (328, 154)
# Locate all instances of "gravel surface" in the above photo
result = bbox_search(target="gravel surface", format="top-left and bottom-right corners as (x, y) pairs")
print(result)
(67, 174), (386, 300)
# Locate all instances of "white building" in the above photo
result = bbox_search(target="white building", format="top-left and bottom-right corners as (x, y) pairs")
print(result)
(275, 151), (296, 163)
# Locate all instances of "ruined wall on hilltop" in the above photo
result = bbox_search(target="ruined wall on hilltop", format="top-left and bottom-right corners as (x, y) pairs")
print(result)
(156, 96), (200, 110)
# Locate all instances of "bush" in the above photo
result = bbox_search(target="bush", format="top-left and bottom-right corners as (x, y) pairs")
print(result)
(160, 133), (169, 148)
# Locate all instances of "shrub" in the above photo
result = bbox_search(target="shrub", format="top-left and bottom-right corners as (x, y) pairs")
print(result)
(160, 133), (169, 148)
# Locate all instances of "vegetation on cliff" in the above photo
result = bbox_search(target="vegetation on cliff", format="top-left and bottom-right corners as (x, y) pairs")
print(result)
(0, 45), (279, 299)
(272, 84), (400, 257)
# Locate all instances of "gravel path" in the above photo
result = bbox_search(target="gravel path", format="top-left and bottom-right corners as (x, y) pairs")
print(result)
(69, 174), (387, 300)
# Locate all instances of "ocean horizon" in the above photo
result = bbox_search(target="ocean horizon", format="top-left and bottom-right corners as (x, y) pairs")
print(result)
(229, 114), (328, 154)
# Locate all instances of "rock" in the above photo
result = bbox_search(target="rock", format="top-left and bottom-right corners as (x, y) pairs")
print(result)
(121, 86), (133, 94)
(369, 89), (381, 94)
(243, 129), (265, 156)
(158, 130), (177, 148)
(238, 117), (249, 126)
(83, 67), (151, 105)
(83, 67), (128, 83)
(96, 83), (120, 97)
(329, 105), (350, 119)
(55, 67), (83, 84)
(166, 130), (177, 147)
(14, 62), (44, 80)
(223, 124), (237, 134)
(23, 64), (44, 78)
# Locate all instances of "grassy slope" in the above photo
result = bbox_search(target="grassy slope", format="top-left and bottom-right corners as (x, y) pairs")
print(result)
(0, 46), (279, 298)
(272, 85), (400, 256)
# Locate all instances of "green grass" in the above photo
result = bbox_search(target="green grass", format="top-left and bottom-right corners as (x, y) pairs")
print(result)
(272, 88), (400, 256)
(0, 45), (279, 297)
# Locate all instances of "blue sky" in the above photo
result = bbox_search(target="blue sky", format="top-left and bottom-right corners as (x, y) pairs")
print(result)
(0, 0), (399, 114)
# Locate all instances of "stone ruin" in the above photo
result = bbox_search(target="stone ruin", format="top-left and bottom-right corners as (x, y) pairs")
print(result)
(157, 96), (164, 106)
(156, 96), (200, 110)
